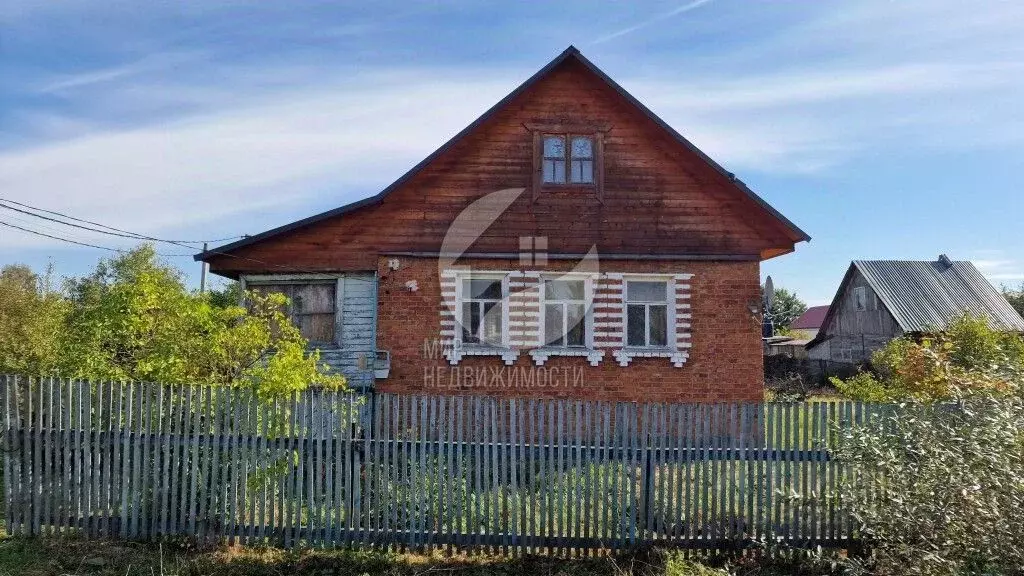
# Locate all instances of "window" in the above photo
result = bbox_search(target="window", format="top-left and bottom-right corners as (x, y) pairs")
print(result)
(853, 286), (873, 311)
(460, 278), (504, 346)
(543, 278), (588, 347)
(542, 135), (594, 184)
(626, 280), (669, 347)
(250, 282), (336, 343)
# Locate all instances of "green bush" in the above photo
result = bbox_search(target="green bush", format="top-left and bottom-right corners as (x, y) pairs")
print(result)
(833, 314), (1024, 402)
(834, 394), (1024, 575)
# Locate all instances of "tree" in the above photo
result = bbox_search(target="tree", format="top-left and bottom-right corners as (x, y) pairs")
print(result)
(1, 246), (344, 398)
(763, 286), (807, 332)
(0, 264), (69, 377)
(1004, 282), (1024, 318)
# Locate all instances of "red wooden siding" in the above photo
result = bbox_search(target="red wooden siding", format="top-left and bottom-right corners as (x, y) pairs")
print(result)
(207, 57), (799, 277)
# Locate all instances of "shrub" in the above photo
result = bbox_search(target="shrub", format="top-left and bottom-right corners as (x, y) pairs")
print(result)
(833, 314), (1024, 402)
(834, 394), (1024, 575)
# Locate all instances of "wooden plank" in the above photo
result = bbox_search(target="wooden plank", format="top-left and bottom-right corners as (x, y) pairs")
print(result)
(129, 382), (143, 539)
(2, 376), (15, 534)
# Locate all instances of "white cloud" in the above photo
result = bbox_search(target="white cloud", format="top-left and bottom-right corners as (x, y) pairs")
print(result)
(0, 70), (514, 249)
(971, 253), (1024, 286)
(592, 0), (715, 45)
(3, 0), (1023, 252)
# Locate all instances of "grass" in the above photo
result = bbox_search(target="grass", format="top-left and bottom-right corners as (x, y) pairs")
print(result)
(0, 533), (738, 576)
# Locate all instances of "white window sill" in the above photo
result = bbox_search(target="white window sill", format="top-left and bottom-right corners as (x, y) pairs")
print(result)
(444, 344), (519, 366)
(613, 347), (689, 368)
(529, 347), (605, 366)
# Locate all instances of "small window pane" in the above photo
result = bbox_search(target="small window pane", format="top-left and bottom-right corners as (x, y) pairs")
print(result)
(482, 301), (503, 345)
(627, 304), (646, 346)
(649, 305), (668, 346)
(543, 136), (565, 158)
(544, 303), (564, 346)
(544, 279), (585, 300)
(464, 278), (501, 300)
(627, 281), (667, 303)
(543, 159), (566, 184)
(571, 137), (593, 159)
(571, 160), (593, 184)
(566, 303), (586, 346)
(462, 302), (480, 343)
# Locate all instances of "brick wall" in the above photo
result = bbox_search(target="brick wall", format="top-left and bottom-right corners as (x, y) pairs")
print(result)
(375, 256), (764, 402)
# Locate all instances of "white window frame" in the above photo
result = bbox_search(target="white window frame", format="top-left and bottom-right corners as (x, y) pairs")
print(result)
(445, 272), (519, 366)
(853, 286), (874, 311)
(530, 273), (604, 366)
(613, 274), (687, 368)
(539, 275), (594, 349)
(622, 276), (675, 349)
(455, 273), (510, 348)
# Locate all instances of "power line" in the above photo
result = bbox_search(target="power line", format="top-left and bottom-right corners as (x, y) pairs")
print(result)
(0, 198), (245, 244)
(0, 219), (194, 256)
(1, 197), (337, 277)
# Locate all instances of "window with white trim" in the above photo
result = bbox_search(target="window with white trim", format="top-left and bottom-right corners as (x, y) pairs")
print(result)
(542, 278), (588, 347)
(459, 277), (505, 346)
(625, 280), (669, 347)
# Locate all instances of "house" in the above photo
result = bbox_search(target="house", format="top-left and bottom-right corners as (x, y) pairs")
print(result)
(806, 255), (1024, 369)
(790, 305), (828, 339)
(196, 46), (809, 402)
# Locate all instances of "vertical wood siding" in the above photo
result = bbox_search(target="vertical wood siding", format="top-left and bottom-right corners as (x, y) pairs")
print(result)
(317, 273), (377, 390)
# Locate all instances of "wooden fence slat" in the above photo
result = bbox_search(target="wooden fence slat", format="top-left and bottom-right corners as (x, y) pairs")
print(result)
(3, 380), (882, 553)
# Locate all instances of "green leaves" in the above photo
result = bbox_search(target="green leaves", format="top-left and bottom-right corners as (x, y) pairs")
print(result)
(0, 245), (345, 399)
(835, 396), (1024, 575)
(834, 314), (1024, 402)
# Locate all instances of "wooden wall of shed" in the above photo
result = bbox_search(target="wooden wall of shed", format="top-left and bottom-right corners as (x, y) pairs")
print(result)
(812, 269), (903, 365)
(207, 57), (797, 276)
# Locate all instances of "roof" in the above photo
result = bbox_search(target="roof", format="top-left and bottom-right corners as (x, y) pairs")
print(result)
(813, 257), (1024, 341)
(791, 305), (829, 329)
(195, 45), (809, 262)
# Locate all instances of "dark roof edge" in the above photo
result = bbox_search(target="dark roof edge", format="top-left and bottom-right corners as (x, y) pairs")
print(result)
(805, 263), (859, 349)
(196, 45), (809, 262)
(195, 46), (584, 262)
(565, 50), (811, 244)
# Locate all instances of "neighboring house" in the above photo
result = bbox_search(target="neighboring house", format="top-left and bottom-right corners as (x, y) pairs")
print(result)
(790, 305), (828, 339)
(806, 255), (1024, 368)
(196, 46), (809, 402)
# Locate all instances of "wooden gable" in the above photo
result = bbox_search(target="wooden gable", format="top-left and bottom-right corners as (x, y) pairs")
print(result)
(202, 47), (808, 276)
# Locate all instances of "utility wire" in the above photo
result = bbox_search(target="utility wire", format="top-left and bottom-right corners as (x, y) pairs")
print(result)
(0, 197), (338, 276)
(0, 197), (245, 244)
(0, 219), (193, 256)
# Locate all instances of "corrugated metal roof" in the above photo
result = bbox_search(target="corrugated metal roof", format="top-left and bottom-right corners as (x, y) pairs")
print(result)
(853, 259), (1024, 332)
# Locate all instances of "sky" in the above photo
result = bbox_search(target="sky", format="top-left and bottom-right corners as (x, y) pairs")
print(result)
(1, 0), (1022, 303)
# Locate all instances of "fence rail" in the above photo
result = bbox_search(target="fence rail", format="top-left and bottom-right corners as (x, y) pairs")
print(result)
(1, 376), (876, 554)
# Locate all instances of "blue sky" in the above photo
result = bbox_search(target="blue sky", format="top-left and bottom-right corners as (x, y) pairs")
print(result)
(1, 0), (1022, 303)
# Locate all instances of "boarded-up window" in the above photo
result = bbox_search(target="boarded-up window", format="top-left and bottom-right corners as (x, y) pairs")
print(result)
(250, 282), (336, 343)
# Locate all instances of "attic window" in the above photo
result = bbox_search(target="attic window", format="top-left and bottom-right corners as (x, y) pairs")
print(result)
(853, 286), (876, 311)
(542, 134), (595, 185)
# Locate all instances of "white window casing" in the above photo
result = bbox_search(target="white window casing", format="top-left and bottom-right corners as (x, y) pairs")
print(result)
(438, 269), (692, 368)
